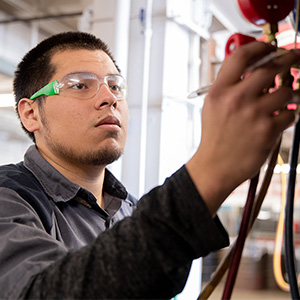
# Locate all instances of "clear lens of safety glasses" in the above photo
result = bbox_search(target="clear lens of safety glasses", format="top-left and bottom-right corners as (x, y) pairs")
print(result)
(59, 72), (127, 100)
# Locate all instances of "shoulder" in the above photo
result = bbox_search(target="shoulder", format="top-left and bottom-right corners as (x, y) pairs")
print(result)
(0, 162), (54, 232)
(0, 162), (38, 189)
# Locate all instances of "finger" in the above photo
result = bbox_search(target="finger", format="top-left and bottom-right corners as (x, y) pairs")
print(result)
(288, 90), (300, 105)
(259, 87), (294, 115)
(263, 48), (300, 74)
(237, 50), (300, 95)
(215, 41), (276, 86)
(273, 109), (297, 133)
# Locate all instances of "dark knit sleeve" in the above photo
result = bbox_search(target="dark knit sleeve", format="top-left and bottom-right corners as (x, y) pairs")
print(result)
(23, 166), (229, 299)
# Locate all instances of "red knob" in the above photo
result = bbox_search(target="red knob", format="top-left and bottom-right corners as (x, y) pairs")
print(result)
(225, 33), (256, 57)
(237, 0), (295, 25)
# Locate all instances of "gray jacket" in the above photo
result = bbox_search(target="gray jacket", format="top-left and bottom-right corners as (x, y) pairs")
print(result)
(0, 146), (229, 299)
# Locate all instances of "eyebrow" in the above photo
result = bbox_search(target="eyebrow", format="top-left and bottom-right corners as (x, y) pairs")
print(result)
(59, 71), (121, 79)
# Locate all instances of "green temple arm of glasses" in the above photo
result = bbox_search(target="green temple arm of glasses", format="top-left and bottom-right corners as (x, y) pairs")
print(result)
(30, 80), (59, 100)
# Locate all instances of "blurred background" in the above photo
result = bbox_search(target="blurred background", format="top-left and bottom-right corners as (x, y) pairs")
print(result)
(0, 0), (298, 299)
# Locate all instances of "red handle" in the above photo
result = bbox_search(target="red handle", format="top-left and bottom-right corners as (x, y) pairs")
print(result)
(225, 33), (256, 57)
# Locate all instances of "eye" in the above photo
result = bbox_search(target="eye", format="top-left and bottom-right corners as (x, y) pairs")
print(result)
(70, 83), (87, 90)
(67, 78), (94, 91)
(109, 83), (121, 92)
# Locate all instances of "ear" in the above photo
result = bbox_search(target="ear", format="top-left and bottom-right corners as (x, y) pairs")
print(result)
(18, 98), (40, 133)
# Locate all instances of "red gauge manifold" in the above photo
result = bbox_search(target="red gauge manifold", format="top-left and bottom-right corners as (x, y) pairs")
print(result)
(237, 0), (296, 25)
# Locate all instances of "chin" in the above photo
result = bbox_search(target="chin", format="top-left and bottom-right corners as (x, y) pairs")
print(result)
(79, 145), (124, 166)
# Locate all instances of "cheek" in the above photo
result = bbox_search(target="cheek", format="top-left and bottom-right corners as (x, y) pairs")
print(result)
(121, 102), (129, 128)
(122, 116), (129, 140)
(45, 102), (85, 131)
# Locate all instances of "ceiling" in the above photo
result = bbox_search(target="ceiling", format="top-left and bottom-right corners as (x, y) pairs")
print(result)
(0, 0), (93, 94)
(0, 0), (92, 31)
(0, 0), (260, 39)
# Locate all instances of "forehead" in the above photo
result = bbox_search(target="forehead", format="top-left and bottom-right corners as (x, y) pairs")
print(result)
(50, 49), (119, 79)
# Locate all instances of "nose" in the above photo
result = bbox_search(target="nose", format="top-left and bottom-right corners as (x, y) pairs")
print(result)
(94, 83), (118, 109)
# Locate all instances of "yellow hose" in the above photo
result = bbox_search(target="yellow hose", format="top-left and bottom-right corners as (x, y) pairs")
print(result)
(273, 155), (300, 291)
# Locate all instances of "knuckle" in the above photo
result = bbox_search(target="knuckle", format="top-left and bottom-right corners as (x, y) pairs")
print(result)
(207, 85), (222, 100)
(255, 117), (274, 142)
(263, 120), (274, 137)
(227, 89), (248, 112)
(230, 46), (249, 63)
(230, 41), (267, 61)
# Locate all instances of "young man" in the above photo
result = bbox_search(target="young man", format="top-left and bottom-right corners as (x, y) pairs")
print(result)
(0, 31), (299, 299)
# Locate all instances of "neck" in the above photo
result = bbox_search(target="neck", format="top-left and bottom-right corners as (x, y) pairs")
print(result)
(38, 147), (106, 209)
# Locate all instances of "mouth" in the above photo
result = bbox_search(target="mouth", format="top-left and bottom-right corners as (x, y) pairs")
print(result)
(96, 115), (121, 128)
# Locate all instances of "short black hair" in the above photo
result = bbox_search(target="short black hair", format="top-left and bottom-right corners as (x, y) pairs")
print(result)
(13, 31), (119, 142)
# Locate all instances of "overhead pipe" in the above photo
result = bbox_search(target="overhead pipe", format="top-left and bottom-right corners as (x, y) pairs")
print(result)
(138, 0), (153, 197)
(0, 12), (82, 24)
(113, 0), (131, 78)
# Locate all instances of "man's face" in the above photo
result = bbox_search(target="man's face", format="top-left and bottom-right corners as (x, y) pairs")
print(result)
(34, 49), (129, 168)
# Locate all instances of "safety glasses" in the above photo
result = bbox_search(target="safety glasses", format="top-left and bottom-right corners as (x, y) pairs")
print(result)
(30, 72), (127, 100)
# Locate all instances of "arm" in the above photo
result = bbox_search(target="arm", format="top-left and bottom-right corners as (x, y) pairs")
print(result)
(21, 167), (228, 299)
(186, 42), (300, 216)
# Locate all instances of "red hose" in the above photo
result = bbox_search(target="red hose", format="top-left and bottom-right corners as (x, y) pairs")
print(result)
(221, 174), (259, 299)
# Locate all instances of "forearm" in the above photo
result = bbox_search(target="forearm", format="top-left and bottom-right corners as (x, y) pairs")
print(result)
(185, 152), (237, 217)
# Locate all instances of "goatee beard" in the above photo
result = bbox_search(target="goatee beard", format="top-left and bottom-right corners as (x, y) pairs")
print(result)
(75, 147), (123, 166)
(52, 145), (123, 167)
